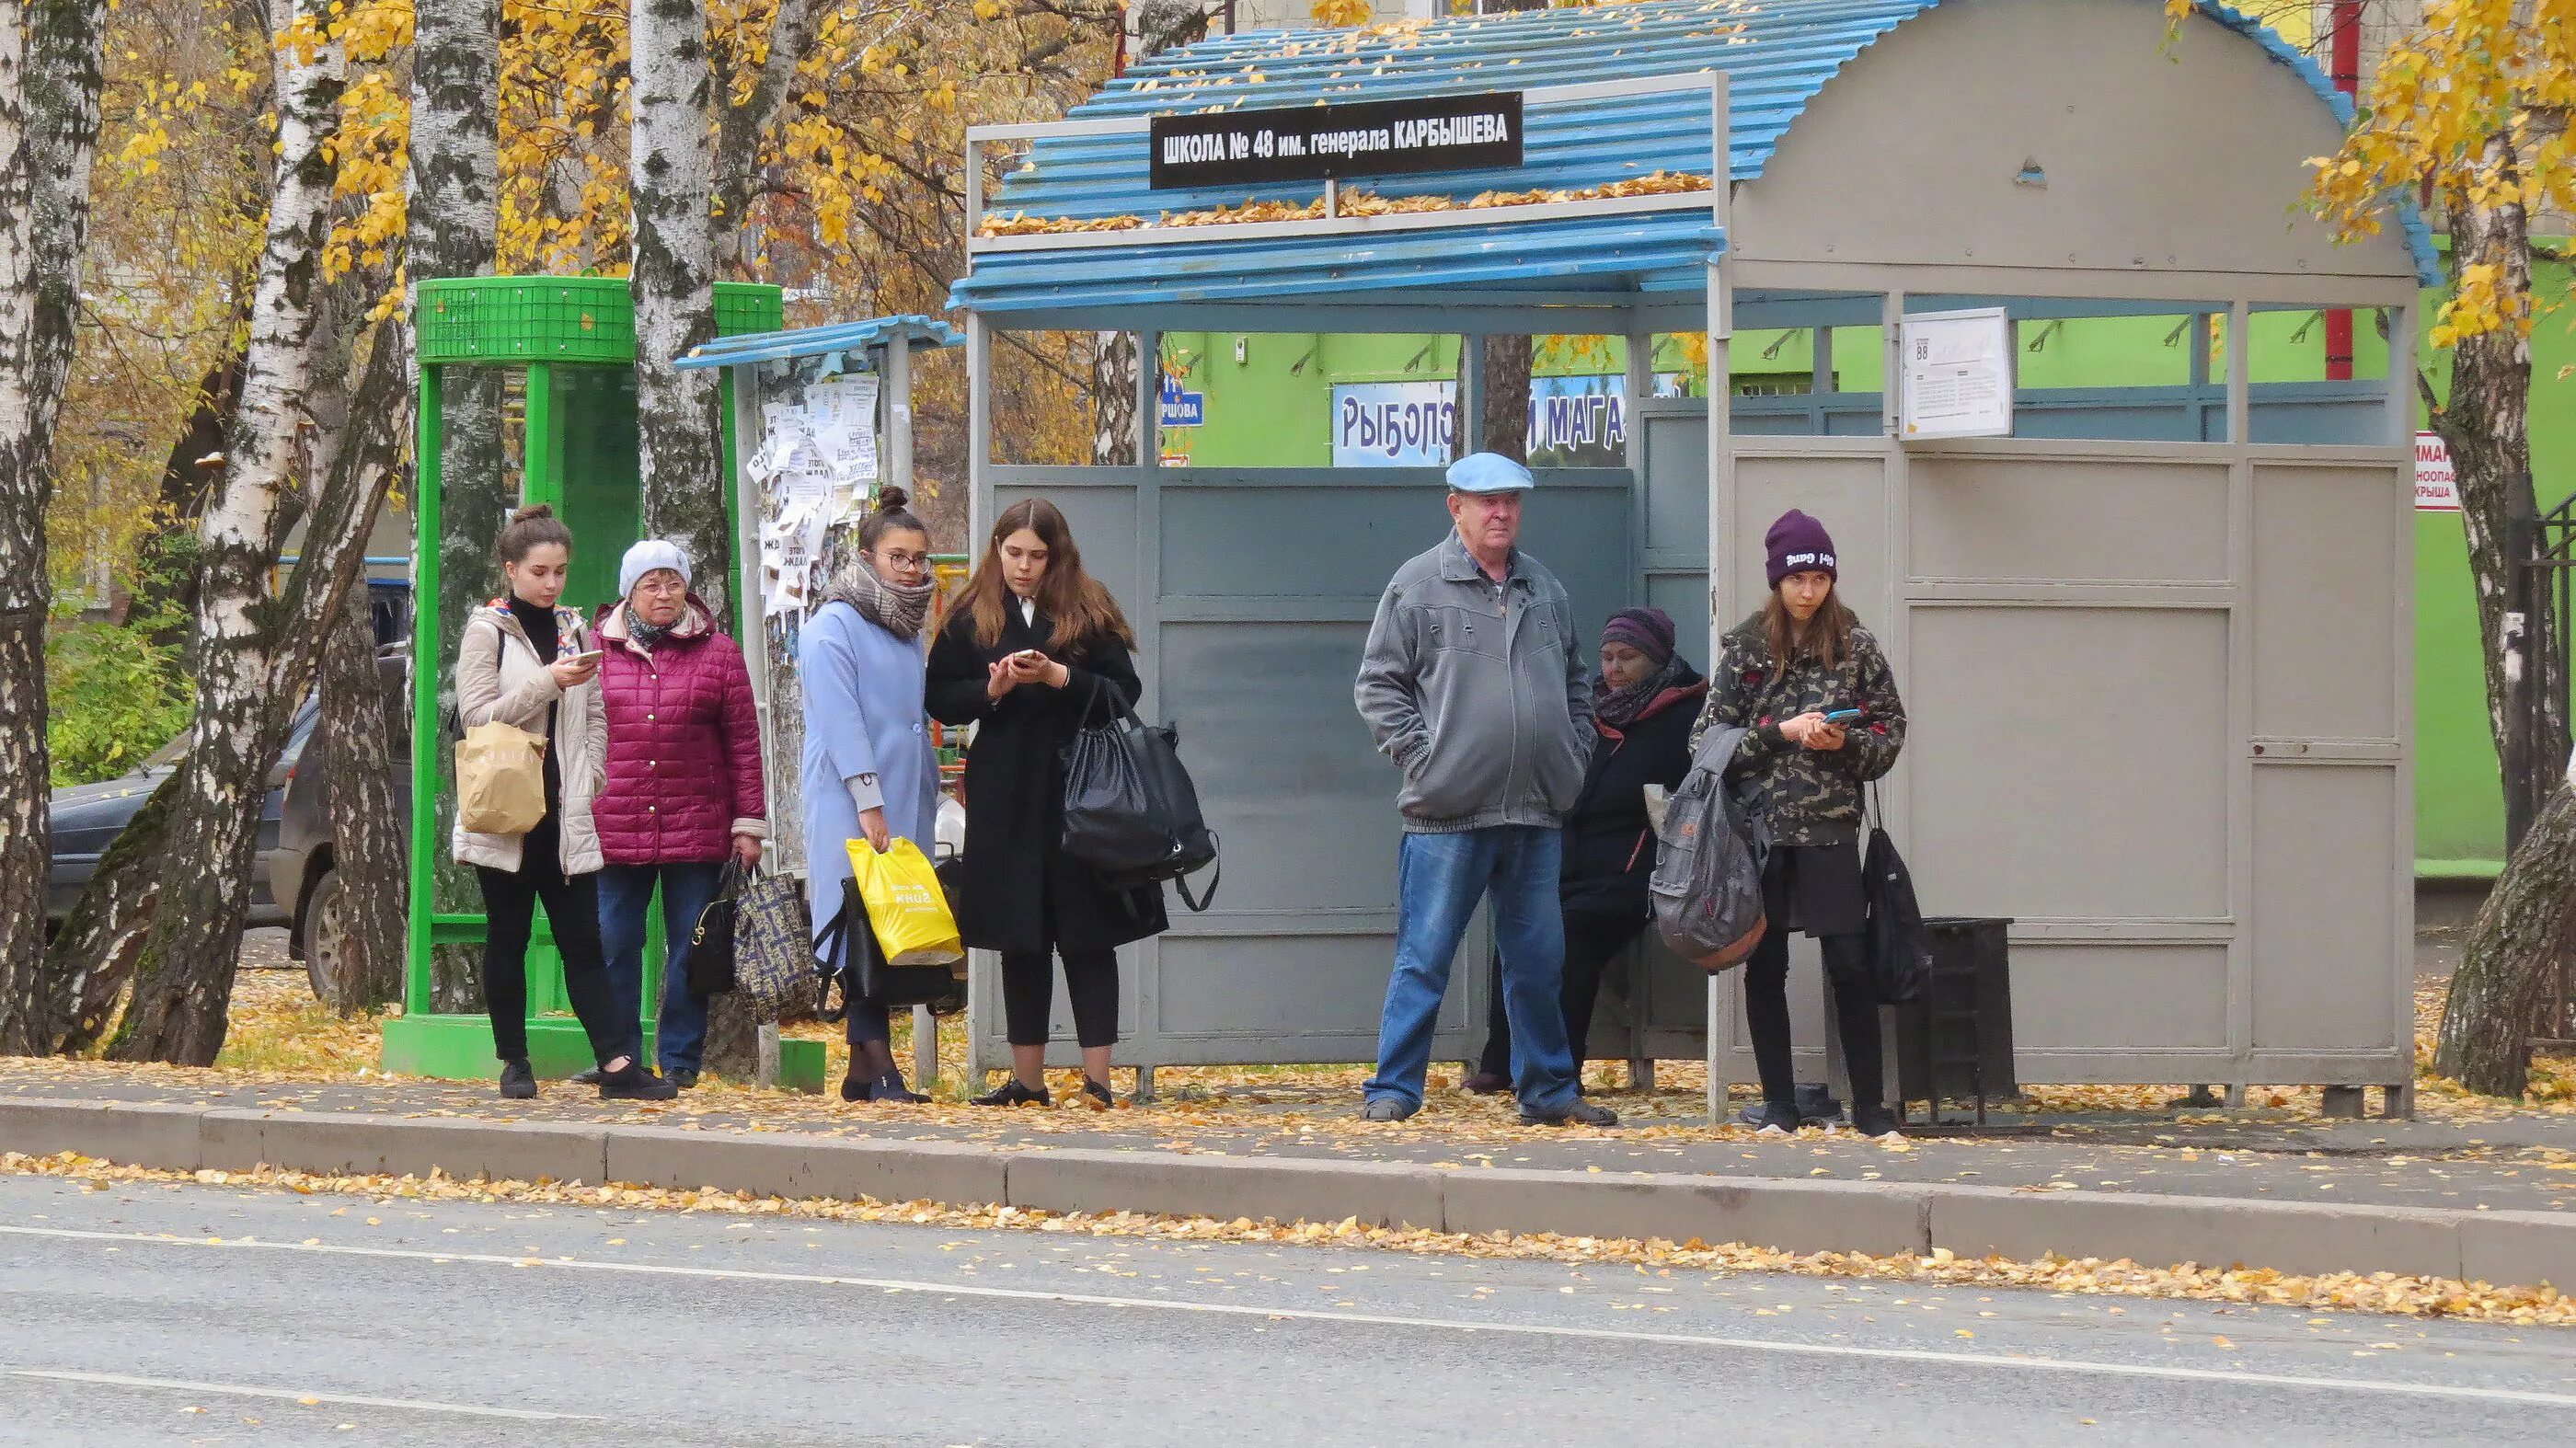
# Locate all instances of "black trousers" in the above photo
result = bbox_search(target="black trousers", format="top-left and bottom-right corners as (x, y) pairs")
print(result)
(473, 815), (627, 1067)
(1000, 948), (1119, 1049)
(1477, 910), (1646, 1080)
(1742, 927), (1882, 1112)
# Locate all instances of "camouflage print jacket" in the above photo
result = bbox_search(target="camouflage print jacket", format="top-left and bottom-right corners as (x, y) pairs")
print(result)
(1686, 612), (1906, 846)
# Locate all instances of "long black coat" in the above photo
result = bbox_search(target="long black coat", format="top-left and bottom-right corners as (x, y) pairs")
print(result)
(925, 603), (1169, 955)
(1558, 666), (1707, 920)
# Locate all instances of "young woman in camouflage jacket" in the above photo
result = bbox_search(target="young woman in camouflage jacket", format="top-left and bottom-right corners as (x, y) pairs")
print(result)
(1690, 509), (1907, 1138)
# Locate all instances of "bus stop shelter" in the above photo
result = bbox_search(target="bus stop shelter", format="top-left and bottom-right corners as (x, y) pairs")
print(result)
(945, 0), (2437, 1111)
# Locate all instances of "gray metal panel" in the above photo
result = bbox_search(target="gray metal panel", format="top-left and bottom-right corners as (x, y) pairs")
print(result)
(2251, 764), (2402, 1053)
(2250, 464), (2402, 742)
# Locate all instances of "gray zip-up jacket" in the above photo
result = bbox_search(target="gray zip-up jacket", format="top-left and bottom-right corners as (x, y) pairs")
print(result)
(1355, 531), (1596, 833)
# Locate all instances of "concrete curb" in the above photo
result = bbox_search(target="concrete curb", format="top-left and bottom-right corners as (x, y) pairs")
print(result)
(3, 1096), (2565, 1289)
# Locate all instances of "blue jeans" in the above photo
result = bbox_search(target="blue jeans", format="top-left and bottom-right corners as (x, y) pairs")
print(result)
(598, 860), (725, 1075)
(1365, 826), (1579, 1115)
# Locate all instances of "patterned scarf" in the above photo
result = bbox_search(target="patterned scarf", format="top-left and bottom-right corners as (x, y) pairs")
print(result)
(1594, 653), (1686, 730)
(826, 552), (935, 639)
(628, 613), (678, 650)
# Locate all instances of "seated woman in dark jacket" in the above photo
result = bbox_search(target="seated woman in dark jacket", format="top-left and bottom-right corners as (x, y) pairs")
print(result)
(1466, 608), (1705, 1095)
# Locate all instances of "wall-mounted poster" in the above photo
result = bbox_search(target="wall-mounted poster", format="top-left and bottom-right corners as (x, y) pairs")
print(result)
(1332, 380), (1457, 467)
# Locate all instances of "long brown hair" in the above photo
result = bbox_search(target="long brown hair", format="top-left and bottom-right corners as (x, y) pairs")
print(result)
(948, 498), (1134, 652)
(496, 502), (572, 565)
(1761, 586), (1857, 672)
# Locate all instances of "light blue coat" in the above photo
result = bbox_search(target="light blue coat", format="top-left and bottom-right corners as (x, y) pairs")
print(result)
(799, 599), (939, 948)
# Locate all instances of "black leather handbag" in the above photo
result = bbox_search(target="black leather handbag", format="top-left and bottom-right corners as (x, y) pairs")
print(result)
(1058, 679), (1219, 911)
(813, 879), (967, 1017)
(679, 859), (747, 996)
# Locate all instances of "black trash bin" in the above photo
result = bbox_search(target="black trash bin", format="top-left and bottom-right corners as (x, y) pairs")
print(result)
(1894, 916), (2016, 1126)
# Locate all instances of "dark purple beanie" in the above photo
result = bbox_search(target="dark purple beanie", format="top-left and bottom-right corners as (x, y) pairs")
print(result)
(1600, 607), (1676, 663)
(1764, 510), (1839, 589)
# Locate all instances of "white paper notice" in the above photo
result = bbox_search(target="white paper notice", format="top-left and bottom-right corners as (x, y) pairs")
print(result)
(2414, 431), (2460, 511)
(1897, 308), (2013, 442)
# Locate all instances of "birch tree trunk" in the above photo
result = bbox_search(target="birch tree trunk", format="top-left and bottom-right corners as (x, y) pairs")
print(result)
(0, 3), (50, 1054)
(1479, 332), (1533, 462)
(2427, 128), (2576, 1097)
(0, 0), (105, 1053)
(631, 0), (730, 624)
(109, 0), (348, 1064)
(710, 0), (823, 280)
(307, 319), (408, 1017)
(411, 0), (505, 1012)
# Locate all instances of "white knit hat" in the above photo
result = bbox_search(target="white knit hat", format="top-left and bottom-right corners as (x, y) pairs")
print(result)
(618, 539), (691, 599)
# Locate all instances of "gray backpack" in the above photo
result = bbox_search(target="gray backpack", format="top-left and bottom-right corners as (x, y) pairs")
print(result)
(1650, 725), (1768, 972)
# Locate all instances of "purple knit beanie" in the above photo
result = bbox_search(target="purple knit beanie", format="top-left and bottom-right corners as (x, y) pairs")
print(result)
(1764, 509), (1839, 589)
(1600, 607), (1676, 663)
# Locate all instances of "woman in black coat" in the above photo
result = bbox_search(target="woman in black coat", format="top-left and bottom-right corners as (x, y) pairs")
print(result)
(926, 498), (1167, 1108)
(1466, 608), (1705, 1095)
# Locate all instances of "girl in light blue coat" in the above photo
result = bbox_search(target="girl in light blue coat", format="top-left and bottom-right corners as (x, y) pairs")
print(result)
(801, 487), (942, 1103)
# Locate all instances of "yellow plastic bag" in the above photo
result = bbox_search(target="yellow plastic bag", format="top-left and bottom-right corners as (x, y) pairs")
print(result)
(845, 837), (965, 966)
(454, 720), (548, 835)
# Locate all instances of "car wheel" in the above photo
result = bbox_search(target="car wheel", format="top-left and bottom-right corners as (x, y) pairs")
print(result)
(303, 868), (349, 1003)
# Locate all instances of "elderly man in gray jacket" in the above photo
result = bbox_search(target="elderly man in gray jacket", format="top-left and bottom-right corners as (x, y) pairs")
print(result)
(1352, 452), (1616, 1128)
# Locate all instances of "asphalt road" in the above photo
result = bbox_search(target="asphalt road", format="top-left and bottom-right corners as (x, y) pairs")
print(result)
(3, 1176), (2572, 1446)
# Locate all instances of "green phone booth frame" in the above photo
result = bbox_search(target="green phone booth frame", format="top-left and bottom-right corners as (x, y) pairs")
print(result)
(385, 275), (785, 1081)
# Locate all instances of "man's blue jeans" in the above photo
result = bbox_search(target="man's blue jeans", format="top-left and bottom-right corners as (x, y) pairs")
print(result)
(1365, 826), (1579, 1115)
(598, 860), (725, 1075)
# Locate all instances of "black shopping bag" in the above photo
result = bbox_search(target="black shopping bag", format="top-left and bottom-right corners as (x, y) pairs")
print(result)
(1861, 789), (1933, 1005)
(1058, 679), (1219, 911)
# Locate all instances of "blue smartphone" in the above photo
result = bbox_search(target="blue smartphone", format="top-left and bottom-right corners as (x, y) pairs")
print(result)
(1822, 708), (1864, 724)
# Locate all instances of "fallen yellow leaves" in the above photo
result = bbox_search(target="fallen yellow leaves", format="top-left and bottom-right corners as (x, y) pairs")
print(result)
(9, 1148), (2573, 1331)
(978, 171), (1710, 237)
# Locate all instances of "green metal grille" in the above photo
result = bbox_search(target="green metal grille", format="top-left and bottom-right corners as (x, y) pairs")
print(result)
(416, 276), (785, 366)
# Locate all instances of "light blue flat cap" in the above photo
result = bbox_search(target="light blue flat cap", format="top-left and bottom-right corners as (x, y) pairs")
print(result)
(1446, 451), (1533, 493)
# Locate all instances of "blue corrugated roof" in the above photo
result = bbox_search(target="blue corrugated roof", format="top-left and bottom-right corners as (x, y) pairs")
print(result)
(951, 0), (2436, 316)
(674, 314), (960, 370)
(955, 211), (1721, 314)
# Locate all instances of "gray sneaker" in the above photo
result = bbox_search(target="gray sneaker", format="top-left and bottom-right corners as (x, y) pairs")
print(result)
(1521, 1098), (1619, 1128)
(1360, 1097), (1418, 1121)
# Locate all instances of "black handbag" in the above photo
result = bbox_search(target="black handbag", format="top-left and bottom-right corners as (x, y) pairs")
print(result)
(1861, 787), (1933, 1005)
(679, 859), (748, 996)
(813, 878), (968, 1016)
(1058, 678), (1219, 911)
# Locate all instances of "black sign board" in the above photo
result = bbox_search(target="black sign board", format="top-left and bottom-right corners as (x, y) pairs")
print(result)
(1147, 90), (1524, 191)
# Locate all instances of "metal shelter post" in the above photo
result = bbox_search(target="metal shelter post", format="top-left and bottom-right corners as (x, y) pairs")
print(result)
(1702, 67), (1735, 1128)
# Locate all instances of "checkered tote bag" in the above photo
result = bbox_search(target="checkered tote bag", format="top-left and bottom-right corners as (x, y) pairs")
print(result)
(730, 867), (812, 1020)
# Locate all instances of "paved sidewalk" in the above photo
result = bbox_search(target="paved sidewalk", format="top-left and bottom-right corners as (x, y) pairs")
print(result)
(6, 1063), (2575, 1214)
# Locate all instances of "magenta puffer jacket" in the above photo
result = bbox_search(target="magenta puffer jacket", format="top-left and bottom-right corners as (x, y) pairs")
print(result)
(591, 596), (767, 866)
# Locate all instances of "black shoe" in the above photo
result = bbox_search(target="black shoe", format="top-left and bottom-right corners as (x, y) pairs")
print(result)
(670, 1068), (699, 1091)
(598, 1062), (678, 1101)
(1795, 1082), (1844, 1126)
(1461, 1071), (1512, 1096)
(1360, 1097), (1417, 1121)
(840, 1073), (869, 1103)
(1737, 1100), (1802, 1135)
(570, 1065), (604, 1086)
(1850, 1103), (1903, 1140)
(971, 1079), (1051, 1108)
(1080, 1077), (1119, 1109)
(871, 1073), (932, 1104)
(498, 1060), (537, 1100)
(1521, 1097), (1619, 1128)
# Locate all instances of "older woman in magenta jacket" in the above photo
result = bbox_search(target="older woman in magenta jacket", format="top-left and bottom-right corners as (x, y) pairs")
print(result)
(591, 540), (765, 1089)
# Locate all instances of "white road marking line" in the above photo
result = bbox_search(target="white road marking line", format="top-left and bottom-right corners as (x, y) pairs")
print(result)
(5, 1223), (2573, 1410)
(3, 1368), (601, 1420)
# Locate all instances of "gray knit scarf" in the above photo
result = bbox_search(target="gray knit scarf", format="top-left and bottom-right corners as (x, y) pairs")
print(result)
(825, 553), (935, 639)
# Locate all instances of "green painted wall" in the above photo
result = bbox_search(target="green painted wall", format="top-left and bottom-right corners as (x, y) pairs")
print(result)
(1156, 280), (2576, 876)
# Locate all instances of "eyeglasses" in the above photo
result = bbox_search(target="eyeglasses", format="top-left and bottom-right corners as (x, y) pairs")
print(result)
(868, 549), (930, 572)
(634, 579), (688, 596)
